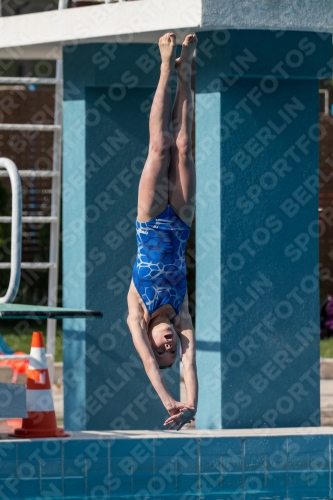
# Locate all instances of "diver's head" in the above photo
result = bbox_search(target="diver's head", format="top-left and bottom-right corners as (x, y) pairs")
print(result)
(148, 314), (177, 369)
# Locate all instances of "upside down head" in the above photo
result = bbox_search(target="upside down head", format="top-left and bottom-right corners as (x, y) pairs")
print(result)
(147, 315), (177, 369)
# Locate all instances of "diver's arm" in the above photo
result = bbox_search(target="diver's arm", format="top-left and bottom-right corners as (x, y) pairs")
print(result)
(127, 313), (174, 409)
(176, 294), (198, 410)
(127, 315), (194, 414)
(180, 325), (198, 410)
(127, 287), (193, 413)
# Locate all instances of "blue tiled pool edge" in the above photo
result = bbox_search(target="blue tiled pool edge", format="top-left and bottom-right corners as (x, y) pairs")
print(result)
(0, 428), (332, 499)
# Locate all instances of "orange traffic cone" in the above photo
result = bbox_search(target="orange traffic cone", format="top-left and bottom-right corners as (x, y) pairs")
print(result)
(10, 331), (69, 438)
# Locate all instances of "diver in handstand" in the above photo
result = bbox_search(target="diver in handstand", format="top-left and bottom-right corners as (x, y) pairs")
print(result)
(127, 32), (198, 431)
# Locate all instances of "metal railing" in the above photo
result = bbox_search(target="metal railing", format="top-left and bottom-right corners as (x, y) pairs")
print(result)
(0, 74), (62, 385)
(0, 159), (22, 304)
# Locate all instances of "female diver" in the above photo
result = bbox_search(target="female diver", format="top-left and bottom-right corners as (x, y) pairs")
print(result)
(127, 33), (198, 431)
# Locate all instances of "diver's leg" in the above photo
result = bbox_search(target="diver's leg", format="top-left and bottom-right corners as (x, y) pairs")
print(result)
(168, 34), (197, 227)
(137, 33), (177, 222)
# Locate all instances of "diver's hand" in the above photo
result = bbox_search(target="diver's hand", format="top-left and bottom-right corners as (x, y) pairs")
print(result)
(165, 400), (194, 416)
(164, 408), (196, 431)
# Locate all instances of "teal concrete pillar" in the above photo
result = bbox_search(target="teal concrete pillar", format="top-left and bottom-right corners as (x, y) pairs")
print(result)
(62, 43), (180, 430)
(195, 30), (332, 429)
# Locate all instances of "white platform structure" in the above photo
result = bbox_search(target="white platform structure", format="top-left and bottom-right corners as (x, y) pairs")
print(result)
(0, 0), (332, 60)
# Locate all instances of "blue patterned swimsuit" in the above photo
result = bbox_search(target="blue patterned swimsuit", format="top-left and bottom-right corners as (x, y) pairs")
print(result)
(132, 205), (191, 317)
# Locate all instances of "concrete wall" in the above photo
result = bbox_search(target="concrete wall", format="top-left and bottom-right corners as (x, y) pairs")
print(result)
(202, 0), (333, 31)
(1, 0), (333, 59)
(62, 29), (332, 431)
(62, 43), (180, 431)
(195, 29), (332, 429)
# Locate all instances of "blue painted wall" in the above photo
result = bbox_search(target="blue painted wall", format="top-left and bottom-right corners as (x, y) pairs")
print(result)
(62, 32), (332, 431)
(62, 44), (180, 430)
(195, 30), (332, 428)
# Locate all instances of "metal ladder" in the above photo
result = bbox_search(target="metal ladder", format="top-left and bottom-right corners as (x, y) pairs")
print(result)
(0, 0), (68, 384)
(0, 0), (130, 386)
(0, 66), (63, 383)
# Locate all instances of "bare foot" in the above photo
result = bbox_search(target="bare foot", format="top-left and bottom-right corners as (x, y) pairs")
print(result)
(159, 32), (177, 73)
(175, 33), (197, 71)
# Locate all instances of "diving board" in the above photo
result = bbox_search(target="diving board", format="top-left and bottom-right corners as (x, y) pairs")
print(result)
(0, 305), (102, 420)
(0, 304), (103, 320)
